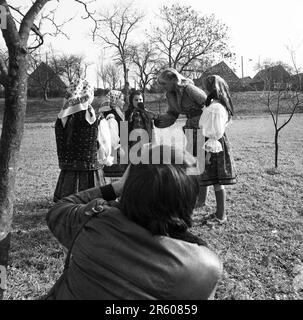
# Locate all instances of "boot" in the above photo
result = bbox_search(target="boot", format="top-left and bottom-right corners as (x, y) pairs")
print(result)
(214, 188), (226, 221)
(195, 186), (208, 209)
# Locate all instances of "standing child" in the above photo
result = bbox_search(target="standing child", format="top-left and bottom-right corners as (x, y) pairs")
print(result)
(199, 75), (237, 224)
(126, 89), (155, 148)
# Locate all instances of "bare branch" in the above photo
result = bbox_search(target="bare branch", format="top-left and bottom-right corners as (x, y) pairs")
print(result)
(19, 0), (51, 44)
(38, 7), (74, 40)
(278, 98), (300, 132)
(0, 1), (21, 51)
(75, 0), (99, 40)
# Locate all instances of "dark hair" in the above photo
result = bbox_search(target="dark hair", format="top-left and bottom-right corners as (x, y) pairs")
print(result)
(120, 144), (199, 236)
(128, 89), (143, 108)
(125, 89), (143, 121)
(204, 75), (234, 119)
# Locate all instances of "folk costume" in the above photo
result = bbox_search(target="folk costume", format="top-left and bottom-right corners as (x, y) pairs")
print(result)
(198, 97), (237, 187)
(53, 79), (115, 202)
(98, 89), (125, 134)
(98, 89), (127, 178)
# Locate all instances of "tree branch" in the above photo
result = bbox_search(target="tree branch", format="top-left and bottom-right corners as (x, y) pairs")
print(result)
(0, 1), (21, 52)
(19, 0), (50, 44)
(75, 0), (99, 40)
(278, 101), (299, 132)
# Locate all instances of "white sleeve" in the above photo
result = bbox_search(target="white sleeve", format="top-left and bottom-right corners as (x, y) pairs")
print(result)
(106, 114), (120, 150)
(199, 104), (228, 153)
(97, 118), (114, 166)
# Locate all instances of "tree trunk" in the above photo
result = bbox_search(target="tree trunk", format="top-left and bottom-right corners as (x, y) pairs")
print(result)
(123, 64), (128, 89)
(275, 131), (279, 168)
(43, 88), (48, 101)
(0, 49), (28, 299)
(0, 233), (10, 299)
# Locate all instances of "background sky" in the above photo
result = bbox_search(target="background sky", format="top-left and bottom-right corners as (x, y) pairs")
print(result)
(3, 0), (303, 87)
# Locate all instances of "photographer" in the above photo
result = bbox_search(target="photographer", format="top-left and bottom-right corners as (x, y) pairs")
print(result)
(46, 143), (222, 300)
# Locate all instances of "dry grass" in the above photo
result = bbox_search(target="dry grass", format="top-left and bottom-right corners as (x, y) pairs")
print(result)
(1, 108), (302, 299)
(0, 91), (302, 124)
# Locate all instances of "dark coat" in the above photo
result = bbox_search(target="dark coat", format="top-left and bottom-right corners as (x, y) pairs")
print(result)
(46, 185), (222, 300)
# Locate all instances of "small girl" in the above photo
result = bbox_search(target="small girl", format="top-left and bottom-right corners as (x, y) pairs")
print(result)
(199, 75), (237, 224)
(126, 89), (155, 148)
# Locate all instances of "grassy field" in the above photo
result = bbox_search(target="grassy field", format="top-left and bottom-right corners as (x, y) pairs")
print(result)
(0, 91), (302, 123)
(1, 95), (303, 300)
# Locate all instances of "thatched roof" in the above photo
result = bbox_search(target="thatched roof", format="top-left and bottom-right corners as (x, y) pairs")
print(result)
(194, 61), (240, 91)
(240, 76), (252, 85)
(28, 62), (67, 89)
(28, 62), (67, 97)
(251, 65), (290, 84)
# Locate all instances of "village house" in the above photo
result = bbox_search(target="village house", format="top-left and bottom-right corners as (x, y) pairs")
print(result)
(194, 61), (241, 91)
(250, 64), (291, 91)
(28, 62), (67, 99)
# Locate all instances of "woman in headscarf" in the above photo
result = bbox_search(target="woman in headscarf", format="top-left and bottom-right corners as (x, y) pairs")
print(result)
(53, 78), (116, 202)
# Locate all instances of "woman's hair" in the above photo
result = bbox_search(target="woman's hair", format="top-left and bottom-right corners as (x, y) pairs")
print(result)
(128, 89), (143, 108)
(203, 75), (234, 118)
(120, 144), (199, 236)
(125, 89), (143, 121)
(158, 68), (194, 88)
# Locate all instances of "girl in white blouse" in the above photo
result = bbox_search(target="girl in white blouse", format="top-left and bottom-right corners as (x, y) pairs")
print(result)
(198, 75), (237, 224)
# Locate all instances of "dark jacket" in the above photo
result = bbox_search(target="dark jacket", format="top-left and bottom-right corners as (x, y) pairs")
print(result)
(46, 185), (222, 300)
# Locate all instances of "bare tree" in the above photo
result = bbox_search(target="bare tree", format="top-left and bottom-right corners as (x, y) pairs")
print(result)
(96, 59), (107, 88)
(55, 53), (89, 85)
(182, 56), (215, 79)
(0, 0), (98, 300)
(150, 4), (231, 73)
(130, 43), (161, 93)
(258, 55), (303, 168)
(105, 63), (121, 89)
(96, 62), (121, 89)
(93, 1), (144, 89)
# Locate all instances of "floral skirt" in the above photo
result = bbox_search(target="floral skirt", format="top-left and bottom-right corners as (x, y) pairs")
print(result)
(53, 169), (106, 202)
(199, 133), (237, 186)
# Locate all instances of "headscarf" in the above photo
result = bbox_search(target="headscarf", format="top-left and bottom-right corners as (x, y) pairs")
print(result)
(98, 89), (125, 121)
(58, 78), (96, 127)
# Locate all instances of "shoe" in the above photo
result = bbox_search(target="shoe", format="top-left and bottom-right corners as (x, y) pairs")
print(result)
(203, 213), (227, 225)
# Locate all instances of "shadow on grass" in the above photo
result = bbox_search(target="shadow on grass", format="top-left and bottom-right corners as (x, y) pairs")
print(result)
(265, 168), (281, 175)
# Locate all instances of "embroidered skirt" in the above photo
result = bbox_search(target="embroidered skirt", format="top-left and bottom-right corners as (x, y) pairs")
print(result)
(53, 169), (106, 202)
(199, 133), (237, 186)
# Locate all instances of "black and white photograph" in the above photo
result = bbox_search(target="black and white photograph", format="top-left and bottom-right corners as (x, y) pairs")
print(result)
(0, 0), (302, 302)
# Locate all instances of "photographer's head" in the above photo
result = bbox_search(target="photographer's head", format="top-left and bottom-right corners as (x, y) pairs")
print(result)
(120, 144), (199, 236)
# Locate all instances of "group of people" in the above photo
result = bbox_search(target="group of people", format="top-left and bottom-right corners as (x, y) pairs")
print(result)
(46, 68), (237, 300)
